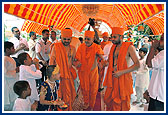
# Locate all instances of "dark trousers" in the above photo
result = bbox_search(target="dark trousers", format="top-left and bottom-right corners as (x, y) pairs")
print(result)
(148, 97), (164, 111)
(36, 60), (49, 87)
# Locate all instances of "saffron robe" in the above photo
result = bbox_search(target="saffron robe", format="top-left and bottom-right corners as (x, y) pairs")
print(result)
(76, 43), (104, 108)
(49, 42), (76, 110)
(103, 42), (133, 111)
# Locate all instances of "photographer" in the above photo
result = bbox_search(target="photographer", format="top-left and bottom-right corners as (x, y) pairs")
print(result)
(88, 18), (101, 45)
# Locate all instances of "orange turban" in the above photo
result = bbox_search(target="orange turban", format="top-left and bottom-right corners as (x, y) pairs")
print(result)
(61, 29), (72, 38)
(85, 30), (95, 38)
(112, 27), (124, 35)
(102, 32), (109, 37)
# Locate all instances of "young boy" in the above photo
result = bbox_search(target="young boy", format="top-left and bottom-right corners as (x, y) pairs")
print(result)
(17, 53), (42, 105)
(4, 41), (19, 111)
(13, 80), (37, 111)
(133, 47), (149, 107)
(37, 65), (64, 111)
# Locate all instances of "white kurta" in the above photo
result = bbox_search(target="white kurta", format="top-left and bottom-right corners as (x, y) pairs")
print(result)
(102, 42), (113, 84)
(148, 50), (164, 102)
(28, 39), (36, 59)
(135, 58), (149, 90)
(4, 56), (19, 109)
(13, 97), (31, 111)
(19, 64), (42, 103)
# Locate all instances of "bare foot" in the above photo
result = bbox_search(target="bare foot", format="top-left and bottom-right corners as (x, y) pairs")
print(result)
(139, 104), (144, 107)
(132, 101), (140, 105)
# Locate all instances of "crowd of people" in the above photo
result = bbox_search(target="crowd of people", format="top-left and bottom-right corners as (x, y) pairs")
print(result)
(4, 25), (164, 111)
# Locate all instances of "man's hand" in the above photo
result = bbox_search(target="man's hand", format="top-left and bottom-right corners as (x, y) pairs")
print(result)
(73, 60), (82, 68)
(18, 43), (26, 50)
(54, 100), (64, 106)
(33, 58), (39, 64)
(112, 70), (123, 78)
(98, 62), (103, 69)
(31, 101), (38, 111)
(41, 60), (47, 66)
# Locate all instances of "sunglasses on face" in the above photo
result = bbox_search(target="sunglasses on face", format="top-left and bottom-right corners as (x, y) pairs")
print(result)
(14, 30), (20, 33)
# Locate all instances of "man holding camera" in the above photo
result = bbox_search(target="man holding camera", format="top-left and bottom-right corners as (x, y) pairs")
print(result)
(75, 30), (105, 110)
(88, 18), (101, 45)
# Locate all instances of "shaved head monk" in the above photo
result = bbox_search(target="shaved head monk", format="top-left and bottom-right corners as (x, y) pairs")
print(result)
(75, 30), (104, 110)
(103, 27), (140, 111)
(49, 28), (76, 110)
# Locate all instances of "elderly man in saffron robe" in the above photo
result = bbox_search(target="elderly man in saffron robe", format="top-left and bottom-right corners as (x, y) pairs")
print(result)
(103, 27), (140, 111)
(75, 30), (105, 110)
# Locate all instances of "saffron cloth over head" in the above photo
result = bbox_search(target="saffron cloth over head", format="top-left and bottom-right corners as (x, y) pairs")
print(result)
(85, 30), (95, 38)
(112, 27), (124, 35)
(61, 29), (72, 38)
(102, 32), (109, 37)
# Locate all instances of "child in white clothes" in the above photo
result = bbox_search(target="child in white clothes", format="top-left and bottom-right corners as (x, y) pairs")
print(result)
(13, 80), (37, 111)
(18, 52), (42, 105)
(133, 48), (149, 107)
(4, 41), (19, 111)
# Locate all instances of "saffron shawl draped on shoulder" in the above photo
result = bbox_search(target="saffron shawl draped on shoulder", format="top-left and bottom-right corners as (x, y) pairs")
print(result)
(103, 42), (133, 104)
(49, 42), (76, 110)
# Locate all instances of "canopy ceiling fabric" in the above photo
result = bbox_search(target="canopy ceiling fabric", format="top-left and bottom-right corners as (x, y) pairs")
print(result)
(4, 4), (164, 35)
(21, 20), (49, 35)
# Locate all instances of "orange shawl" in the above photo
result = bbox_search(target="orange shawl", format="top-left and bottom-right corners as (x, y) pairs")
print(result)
(103, 42), (133, 104)
(76, 43), (104, 91)
(52, 42), (76, 110)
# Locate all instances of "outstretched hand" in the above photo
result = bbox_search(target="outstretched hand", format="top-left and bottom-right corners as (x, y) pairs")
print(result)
(73, 60), (82, 68)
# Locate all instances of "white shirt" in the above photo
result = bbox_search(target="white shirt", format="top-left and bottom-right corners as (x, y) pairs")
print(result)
(19, 64), (42, 103)
(35, 38), (51, 61)
(9, 37), (29, 58)
(135, 58), (149, 89)
(148, 50), (164, 102)
(28, 39), (36, 59)
(4, 56), (19, 105)
(102, 42), (113, 84)
(49, 38), (59, 44)
(13, 97), (31, 111)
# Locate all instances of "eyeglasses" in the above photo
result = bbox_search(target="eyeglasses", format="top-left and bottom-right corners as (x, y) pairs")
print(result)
(14, 30), (20, 33)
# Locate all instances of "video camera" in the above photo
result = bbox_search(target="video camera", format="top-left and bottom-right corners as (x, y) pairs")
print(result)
(88, 18), (95, 26)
